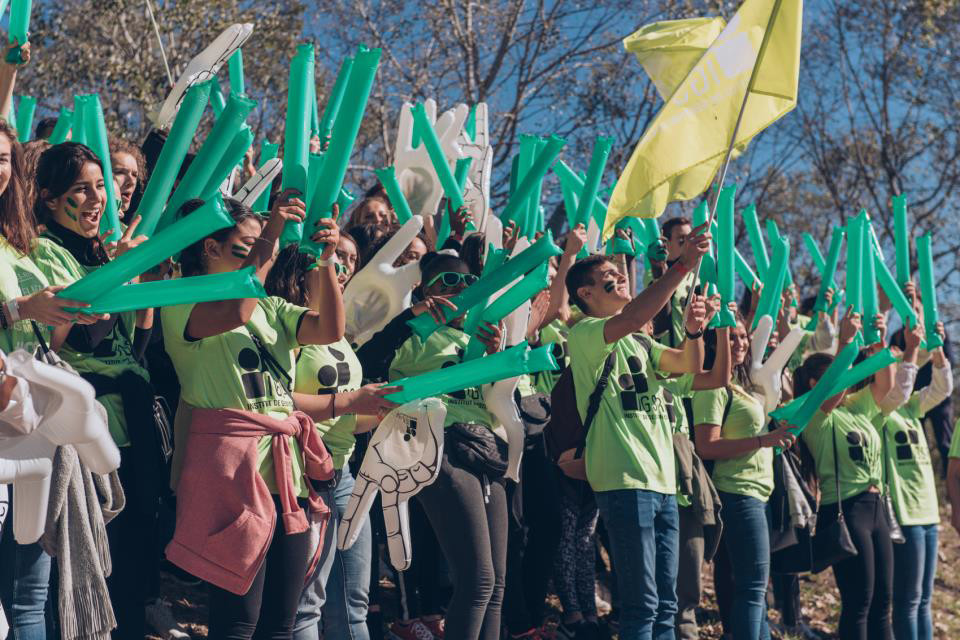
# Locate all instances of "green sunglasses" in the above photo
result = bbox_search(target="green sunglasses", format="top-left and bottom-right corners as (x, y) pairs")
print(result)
(426, 271), (479, 289)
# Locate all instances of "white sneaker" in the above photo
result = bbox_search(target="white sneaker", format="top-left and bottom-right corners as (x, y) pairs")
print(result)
(145, 598), (190, 639)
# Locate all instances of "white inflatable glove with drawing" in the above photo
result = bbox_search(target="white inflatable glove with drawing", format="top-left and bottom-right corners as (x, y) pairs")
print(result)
(343, 216), (425, 346)
(393, 99), (468, 218)
(750, 315), (808, 417)
(153, 24), (254, 129)
(458, 102), (493, 232)
(338, 398), (445, 571)
(234, 158), (282, 209)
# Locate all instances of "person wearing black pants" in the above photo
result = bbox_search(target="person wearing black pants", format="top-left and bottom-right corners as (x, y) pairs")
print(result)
(818, 493), (893, 640)
(415, 451), (508, 640)
(207, 498), (313, 640)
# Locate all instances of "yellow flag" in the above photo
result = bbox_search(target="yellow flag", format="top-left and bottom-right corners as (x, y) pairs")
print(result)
(605, 0), (802, 235)
(624, 17), (727, 102)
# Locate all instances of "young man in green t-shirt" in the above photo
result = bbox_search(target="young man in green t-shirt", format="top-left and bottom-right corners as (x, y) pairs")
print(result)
(565, 222), (712, 640)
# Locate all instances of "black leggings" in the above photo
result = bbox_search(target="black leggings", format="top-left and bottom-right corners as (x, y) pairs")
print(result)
(207, 498), (312, 640)
(820, 492), (893, 640)
(416, 453), (508, 640)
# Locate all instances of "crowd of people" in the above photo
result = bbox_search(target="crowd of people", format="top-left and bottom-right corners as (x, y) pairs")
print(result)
(0, 30), (958, 640)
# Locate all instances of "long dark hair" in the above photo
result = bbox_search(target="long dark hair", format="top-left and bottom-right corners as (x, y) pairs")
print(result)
(794, 352), (834, 396)
(704, 311), (754, 388)
(178, 197), (262, 277)
(265, 244), (312, 306)
(0, 121), (33, 254)
(33, 142), (102, 226)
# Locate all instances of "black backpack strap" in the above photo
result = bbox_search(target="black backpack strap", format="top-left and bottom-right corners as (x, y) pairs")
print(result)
(575, 351), (616, 457)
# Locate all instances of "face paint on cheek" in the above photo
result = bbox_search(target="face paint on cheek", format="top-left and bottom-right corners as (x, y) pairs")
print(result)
(604, 281), (615, 293)
(230, 244), (250, 259)
(65, 197), (79, 221)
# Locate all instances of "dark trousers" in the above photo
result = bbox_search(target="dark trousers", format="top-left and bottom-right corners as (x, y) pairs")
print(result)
(503, 435), (563, 634)
(207, 498), (312, 640)
(416, 453), (508, 640)
(397, 496), (446, 619)
(107, 447), (160, 639)
(820, 492), (894, 640)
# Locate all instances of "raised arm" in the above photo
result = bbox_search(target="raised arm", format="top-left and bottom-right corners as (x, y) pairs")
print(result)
(296, 217), (345, 345)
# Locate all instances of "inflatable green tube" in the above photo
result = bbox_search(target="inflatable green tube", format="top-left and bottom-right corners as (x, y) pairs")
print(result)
(407, 232), (562, 340)
(15, 95), (34, 142)
(771, 340), (859, 436)
(252, 141), (279, 213)
(82, 266), (265, 314)
(6, 0), (31, 64)
(572, 136), (613, 231)
(411, 103), (464, 211)
(751, 236), (789, 330)
(743, 204), (769, 279)
(161, 93), (255, 233)
(336, 187), (354, 215)
(228, 49), (245, 96)
(48, 107), (73, 144)
(465, 104), (477, 141)
(280, 44), (315, 247)
(385, 342), (558, 404)
(916, 233), (942, 349)
(715, 185), (736, 327)
(60, 195), (233, 303)
(137, 81), (212, 237)
(437, 157), (475, 247)
(826, 348), (896, 398)
(861, 219), (880, 343)
(374, 167), (413, 224)
(845, 212), (865, 314)
(461, 247), (509, 362)
(500, 136), (566, 228)
(874, 252), (917, 329)
(892, 194), (910, 287)
(202, 125), (254, 197)
(317, 55), (355, 146)
(70, 96), (88, 145)
(765, 219), (793, 288)
(210, 81), (226, 120)
(812, 227), (844, 314)
(81, 95), (122, 243)
(301, 48), (381, 258)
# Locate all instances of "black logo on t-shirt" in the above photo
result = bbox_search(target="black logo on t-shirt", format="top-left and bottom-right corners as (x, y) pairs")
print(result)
(894, 428), (920, 461)
(317, 346), (351, 391)
(619, 355), (649, 412)
(846, 430), (865, 462)
(238, 347), (266, 399)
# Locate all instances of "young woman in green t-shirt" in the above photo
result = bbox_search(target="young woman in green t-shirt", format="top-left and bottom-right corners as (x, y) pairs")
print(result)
(794, 309), (897, 640)
(693, 313), (796, 640)
(265, 235), (396, 640)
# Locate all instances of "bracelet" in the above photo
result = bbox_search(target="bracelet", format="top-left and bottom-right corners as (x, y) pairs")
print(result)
(331, 393), (337, 420)
(756, 436), (763, 449)
(6, 298), (19, 323)
(685, 327), (704, 340)
(673, 260), (691, 275)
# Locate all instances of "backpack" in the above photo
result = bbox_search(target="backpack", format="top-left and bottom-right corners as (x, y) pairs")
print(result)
(544, 352), (615, 480)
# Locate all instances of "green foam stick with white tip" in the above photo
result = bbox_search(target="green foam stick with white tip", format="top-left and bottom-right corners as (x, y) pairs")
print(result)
(280, 44), (315, 246)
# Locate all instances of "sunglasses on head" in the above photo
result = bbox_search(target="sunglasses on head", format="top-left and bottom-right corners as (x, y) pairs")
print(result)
(426, 271), (479, 289)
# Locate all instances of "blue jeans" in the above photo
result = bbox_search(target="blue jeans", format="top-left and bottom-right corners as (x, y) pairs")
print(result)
(0, 503), (51, 640)
(294, 468), (372, 640)
(718, 491), (771, 640)
(893, 524), (938, 640)
(595, 489), (679, 640)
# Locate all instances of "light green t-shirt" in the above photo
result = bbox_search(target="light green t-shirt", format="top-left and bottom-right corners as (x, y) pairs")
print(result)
(801, 387), (883, 505)
(568, 315), (675, 494)
(0, 238), (49, 353)
(693, 385), (773, 501)
(389, 325), (495, 429)
(662, 373), (694, 437)
(534, 319), (569, 395)
(31, 237), (148, 447)
(879, 395), (939, 525)
(162, 296), (309, 496)
(295, 338), (361, 470)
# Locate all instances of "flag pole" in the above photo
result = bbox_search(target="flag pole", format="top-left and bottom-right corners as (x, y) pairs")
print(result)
(685, 0), (785, 308)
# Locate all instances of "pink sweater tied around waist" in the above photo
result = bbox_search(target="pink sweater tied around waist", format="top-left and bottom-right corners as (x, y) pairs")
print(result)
(166, 407), (335, 595)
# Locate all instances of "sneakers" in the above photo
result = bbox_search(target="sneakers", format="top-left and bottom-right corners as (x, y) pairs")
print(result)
(145, 598), (190, 639)
(421, 617), (445, 639)
(388, 620), (435, 640)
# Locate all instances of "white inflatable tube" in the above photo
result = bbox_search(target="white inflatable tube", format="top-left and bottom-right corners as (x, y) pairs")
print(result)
(0, 434), (54, 544)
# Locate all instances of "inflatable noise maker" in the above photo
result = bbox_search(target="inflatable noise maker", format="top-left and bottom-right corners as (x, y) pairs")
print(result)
(406, 231), (563, 340)
(750, 314), (808, 417)
(0, 349), (120, 543)
(771, 342), (898, 451)
(234, 157), (282, 210)
(338, 398), (445, 571)
(75, 94), (123, 243)
(458, 102), (493, 232)
(56, 195), (265, 312)
(4, 0), (31, 64)
(498, 135), (567, 241)
(279, 43), (315, 247)
(343, 215), (425, 346)
(153, 23), (253, 129)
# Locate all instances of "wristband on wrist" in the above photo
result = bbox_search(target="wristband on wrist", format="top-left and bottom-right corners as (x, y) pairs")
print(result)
(685, 326), (704, 340)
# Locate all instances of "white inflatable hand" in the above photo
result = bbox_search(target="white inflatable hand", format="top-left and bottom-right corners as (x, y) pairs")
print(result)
(749, 319), (808, 416)
(344, 216), (425, 346)
(6, 350), (120, 475)
(483, 379), (524, 482)
(484, 214), (503, 251)
(393, 99), (468, 218)
(458, 103), (492, 231)
(154, 24), (254, 129)
(338, 398), (446, 571)
(234, 158), (282, 209)
(0, 433), (54, 543)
